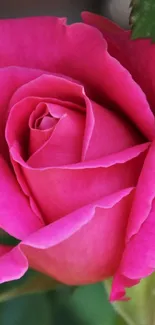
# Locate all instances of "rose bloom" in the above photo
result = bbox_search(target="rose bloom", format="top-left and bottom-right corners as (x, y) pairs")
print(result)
(0, 11), (154, 301)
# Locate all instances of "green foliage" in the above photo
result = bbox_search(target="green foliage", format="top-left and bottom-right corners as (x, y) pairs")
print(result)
(0, 292), (52, 325)
(130, 0), (155, 41)
(0, 230), (19, 246)
(0, 270), (59, 302)
(69, 283), (116, 325)
(0, 282), (126, 325)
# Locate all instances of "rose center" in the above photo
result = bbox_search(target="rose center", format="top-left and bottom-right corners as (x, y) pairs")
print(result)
(36, 115), (58, 131)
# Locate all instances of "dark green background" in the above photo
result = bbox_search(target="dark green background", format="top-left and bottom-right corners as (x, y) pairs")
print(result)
(0, 281), (125, 325)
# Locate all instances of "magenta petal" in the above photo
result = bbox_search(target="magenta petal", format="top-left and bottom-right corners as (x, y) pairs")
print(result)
(111, 141), (155, 300)
(9, 74), (83, 108)
(111, 202), (155, 301)
(10, 142), (148, 224)
(0, 17), (66, 70)
(0, 245), (28, 283)
(21, 188), (134, 284)
(0, 156), (44, 239)
(82, 12), (124, 33)
(7, 74), (94, 166)
(28, 104), (85, 167)
(1, 17), (154, 139)
(0, 245), (13, 256)
(82, 11), (155, 114)
(29, 103), (54, 156)
(81, 14), (155, 140)
(85, 101), (142, 161)
(7, 75), (86, 147)
(0, 189), (133, 285)
(126, 141), (155, 241)
(0, 67), (44, 160)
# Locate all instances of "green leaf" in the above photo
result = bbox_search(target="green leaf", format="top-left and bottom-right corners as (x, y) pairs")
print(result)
(0, 229), (19, 246)
(70, 283), (116, 325)
(0, 270), (60, 302)
(0, 292), (53, 325)
(104, 273), (155, 325)
(0, 283), (126, 325)
(130, 0), (155, 41)
(67, 283), (127, 325)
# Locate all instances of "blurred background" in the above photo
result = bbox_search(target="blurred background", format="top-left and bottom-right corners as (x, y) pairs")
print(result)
(0, 1), (130, 324)
(0, 0), (130, 27)
(0, 278), (125, 325)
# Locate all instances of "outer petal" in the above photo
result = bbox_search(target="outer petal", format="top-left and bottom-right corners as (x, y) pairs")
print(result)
(0, 17), (66, 70)
(82, 11), (155, 113)
(111, 141), (155, 301)
(0, 17), (154, 139)
(82, 12), (124, 35)
(0, 189), (133, 285)
(0, 245), (13, 256)
(0, 66), (44, 160)
(0, 245), (28, 283)
(20, 188), (134, 284)
(0, 156), (44, 240)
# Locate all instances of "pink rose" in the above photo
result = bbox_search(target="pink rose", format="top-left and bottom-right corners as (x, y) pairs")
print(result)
(0, 12), (154, 301)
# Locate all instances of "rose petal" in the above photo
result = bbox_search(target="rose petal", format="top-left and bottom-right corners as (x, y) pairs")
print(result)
(0, 17), (66, 70)
(7, 75), (85, 141)
(111, 201), (155, 301)
(0, 245), (13, 256)
(29, 100), (83, 156)
(0, 156), (44, 239)
(0, 189), (134, 285)
(111, 141), (155, 300)
(29, 103), (54, 155)
(0, 67), (44, 160)
(82, 12), (124, 33)
(0, 245), (28, 283)
(0, 17), (154, 139)
(28, 103), (85, 166)
(28, 98), (142, 166)
(28, 113), (84, 166)
(20, 188), (134, 285)
(81, 11), (125, 43)
(85, 101), (142, 161)
(82, 11), (155, 113)
(126, 141), (155, 240)
(7, 74), (144, 169)
(6, 74), (93, 166)
(10, 142), (148, 224)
